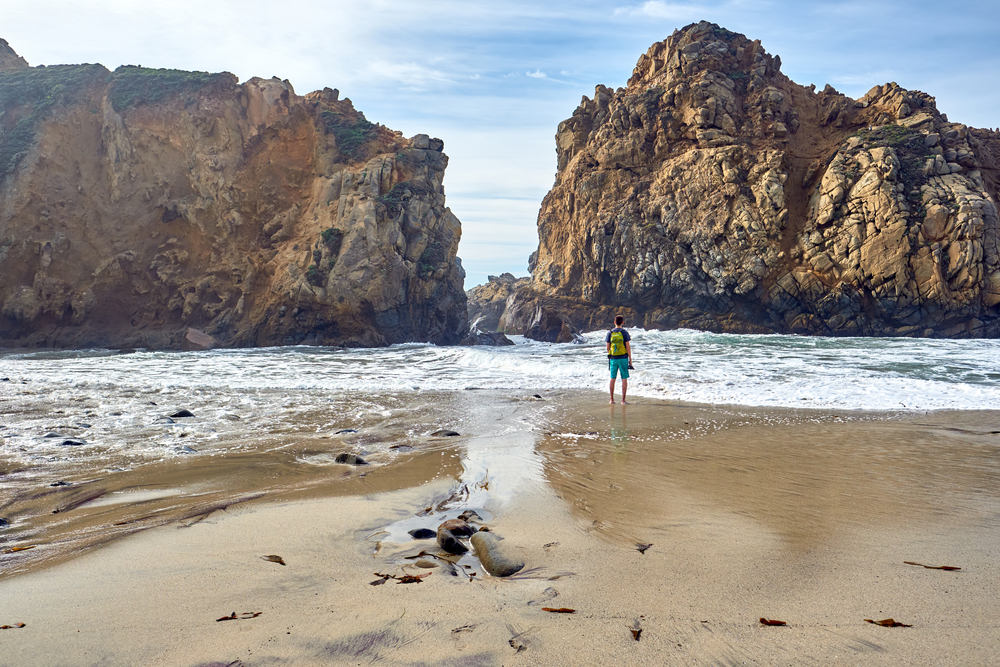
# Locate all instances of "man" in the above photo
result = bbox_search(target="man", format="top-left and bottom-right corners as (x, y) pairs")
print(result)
(605, 315), (632, 404)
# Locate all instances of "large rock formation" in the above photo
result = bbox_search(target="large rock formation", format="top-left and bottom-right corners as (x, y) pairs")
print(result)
(471, 21), (1000, 339)
(0, 43), (466, 349)
(466, 273), (527, 331)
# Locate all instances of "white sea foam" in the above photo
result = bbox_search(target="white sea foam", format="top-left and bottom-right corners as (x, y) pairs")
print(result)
(2, 330), (1000, 411)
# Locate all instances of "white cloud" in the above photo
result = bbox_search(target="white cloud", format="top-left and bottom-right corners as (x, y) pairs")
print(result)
(363, 60), (456, 92)
(526, 70), (548, 79)
(614, 0), (703, 19)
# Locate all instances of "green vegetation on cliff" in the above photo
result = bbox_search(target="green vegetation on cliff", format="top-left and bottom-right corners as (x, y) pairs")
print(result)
(0, 64), (231, 178)
(848, 123), (931, 217)
(0, 64), (108, 178)
(305, 227), (345, 286)
(418, 241), (446, 279)
(376, 181), (431, 217)
(320, 110), (376, 161)
(107, 66), (230, 112)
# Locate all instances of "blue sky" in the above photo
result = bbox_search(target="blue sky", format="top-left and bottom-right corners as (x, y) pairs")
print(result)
(5, 1), (999, 289)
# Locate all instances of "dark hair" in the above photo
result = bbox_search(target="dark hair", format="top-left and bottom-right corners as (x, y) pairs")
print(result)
(614, 315), (624, 326)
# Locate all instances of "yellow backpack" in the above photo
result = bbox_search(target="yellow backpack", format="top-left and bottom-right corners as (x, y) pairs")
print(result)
(609, 330), (626, 356)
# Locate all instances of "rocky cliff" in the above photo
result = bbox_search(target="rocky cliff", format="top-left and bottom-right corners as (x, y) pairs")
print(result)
(0, 43), (466, 349)
(471, 21), (1000, 339)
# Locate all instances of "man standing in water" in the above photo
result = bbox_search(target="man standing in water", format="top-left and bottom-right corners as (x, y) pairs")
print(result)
(606, 315), (632, 404)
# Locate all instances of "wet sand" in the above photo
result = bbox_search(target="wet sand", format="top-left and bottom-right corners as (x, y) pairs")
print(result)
(2, 393), (999, 666)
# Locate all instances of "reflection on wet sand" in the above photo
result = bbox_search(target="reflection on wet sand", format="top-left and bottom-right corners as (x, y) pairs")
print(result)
(537, 402), (1000, 551)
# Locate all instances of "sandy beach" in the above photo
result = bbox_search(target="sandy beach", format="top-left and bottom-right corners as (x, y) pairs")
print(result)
(2, 392), (999, 666)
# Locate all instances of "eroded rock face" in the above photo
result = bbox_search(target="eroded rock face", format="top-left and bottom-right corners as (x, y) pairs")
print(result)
(0, 46), (466, 349)
(0, 39), (28, 72)
(481, 21), (1000, 339)
(466, 272), (528, 331)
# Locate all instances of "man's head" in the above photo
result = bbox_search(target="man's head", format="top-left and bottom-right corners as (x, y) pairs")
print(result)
(614, 315), (624, 327)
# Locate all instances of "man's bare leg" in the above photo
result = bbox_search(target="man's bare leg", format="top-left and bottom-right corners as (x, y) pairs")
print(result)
(609, 378), (616, 403)
(621, 378), (628, 404)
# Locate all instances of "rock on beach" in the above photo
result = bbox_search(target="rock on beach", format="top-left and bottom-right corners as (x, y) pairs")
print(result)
(436, 518), (476, 554)
(470, 531), (525, 577)
(408, 528), (436, 540)
(183, 328), (217, 351)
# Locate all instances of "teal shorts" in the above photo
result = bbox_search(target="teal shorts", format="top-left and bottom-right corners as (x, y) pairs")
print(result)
(609, 357), (630, 379)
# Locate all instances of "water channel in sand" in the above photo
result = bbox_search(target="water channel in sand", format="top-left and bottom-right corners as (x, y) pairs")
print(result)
(0, 386), (552, 579)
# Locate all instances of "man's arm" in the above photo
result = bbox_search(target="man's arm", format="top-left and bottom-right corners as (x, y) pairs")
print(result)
(625, 341), (632, 362)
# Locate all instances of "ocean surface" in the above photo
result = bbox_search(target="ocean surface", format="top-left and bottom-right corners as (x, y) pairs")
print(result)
(2, 329), (999, 576)
(4, 328), (999, 408)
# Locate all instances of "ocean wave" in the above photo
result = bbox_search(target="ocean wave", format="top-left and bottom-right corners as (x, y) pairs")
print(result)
(3, 331), (999, 410)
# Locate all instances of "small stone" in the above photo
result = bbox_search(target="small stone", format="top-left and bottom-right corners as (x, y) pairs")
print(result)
(414, 559), (439, 569)
(437, 528), (469, 554)
(169, 410), (195, 418)
(50, 481), (72, 487)
(436, 519), (475, 554)
(470, 531), (525, 577)
(934, 155), (951, 175)
(438, 519), (476, 537)
(335, 429), (358, 434)
(458, 510), (483, 522)
(335, 453), (368, 465)
(430, 430), (460, 437)
(59, 439), (86, 446)
(0, 518), (9, 528)
(408, 528), (436, 540)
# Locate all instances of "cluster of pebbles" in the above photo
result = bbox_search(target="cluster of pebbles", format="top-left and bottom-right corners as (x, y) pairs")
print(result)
(407, 510), (525, 578)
